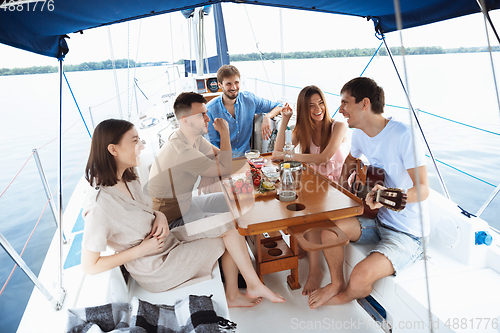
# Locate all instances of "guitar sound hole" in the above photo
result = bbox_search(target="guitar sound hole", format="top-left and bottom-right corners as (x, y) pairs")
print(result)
(286, 203), (306, 211)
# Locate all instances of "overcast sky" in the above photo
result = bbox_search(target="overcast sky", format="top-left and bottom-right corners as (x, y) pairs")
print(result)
(1, 3), (499, 69)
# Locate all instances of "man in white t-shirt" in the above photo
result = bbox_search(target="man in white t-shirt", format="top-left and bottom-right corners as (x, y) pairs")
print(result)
(308, 77), (430, 309)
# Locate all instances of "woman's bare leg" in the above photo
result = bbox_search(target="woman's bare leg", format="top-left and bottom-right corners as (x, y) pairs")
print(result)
(220, 250), (262, 307)
(308, 217), (361, 309)
(302, 230), (323, 295)
(221, 229), (285, 303)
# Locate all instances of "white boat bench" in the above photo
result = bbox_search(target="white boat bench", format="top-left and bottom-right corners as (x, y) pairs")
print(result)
(344, 189), (500, 331)
(69, 179), (231, 329)
(76, 260), (230, 321)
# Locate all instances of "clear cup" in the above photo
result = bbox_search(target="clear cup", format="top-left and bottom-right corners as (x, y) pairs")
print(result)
(245, 149), (260, 160)
(262, 166), (279, 183)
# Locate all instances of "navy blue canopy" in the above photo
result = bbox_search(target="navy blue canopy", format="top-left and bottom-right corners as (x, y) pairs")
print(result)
(1, 0), (500, 59)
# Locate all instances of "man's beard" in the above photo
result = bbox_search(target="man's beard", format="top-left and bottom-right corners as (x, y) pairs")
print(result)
(224, 90), (238, 100)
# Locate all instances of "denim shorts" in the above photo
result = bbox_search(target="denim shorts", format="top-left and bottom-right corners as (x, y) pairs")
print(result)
(354, 216), (427, 276)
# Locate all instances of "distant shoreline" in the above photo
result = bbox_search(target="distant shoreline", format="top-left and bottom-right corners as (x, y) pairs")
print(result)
(1, 46), (498, 76)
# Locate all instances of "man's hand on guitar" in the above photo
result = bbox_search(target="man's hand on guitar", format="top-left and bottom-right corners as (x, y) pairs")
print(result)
(366, 184), (408, 212)
(366, 184), (386, 210)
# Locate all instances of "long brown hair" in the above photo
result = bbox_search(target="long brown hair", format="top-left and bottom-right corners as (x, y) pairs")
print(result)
(293, 85), (333, 154)
(85, 119), (138, 187)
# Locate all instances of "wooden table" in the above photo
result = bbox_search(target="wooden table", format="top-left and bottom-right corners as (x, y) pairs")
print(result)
(221, 155), (363, 289)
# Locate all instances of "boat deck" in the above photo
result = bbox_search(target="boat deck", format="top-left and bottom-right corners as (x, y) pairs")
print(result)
(229, 255), (383, 333)
(15, 177), (382, 333)
(16, 177), (500, 333)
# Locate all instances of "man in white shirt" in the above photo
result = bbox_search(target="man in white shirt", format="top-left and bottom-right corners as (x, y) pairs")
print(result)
(308, 77), (430, 309)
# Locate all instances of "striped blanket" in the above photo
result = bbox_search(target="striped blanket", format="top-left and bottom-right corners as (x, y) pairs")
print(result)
(66, 295), (236, 333)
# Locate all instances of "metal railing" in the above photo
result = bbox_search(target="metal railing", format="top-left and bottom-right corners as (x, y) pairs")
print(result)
(0, 234), (65, 310)
(33, 149), (67, 243)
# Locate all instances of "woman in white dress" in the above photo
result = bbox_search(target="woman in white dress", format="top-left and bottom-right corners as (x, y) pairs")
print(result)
(81, 119), (285, 307)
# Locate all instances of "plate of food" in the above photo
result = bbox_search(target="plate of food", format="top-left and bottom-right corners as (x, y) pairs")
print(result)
(224, 174), (254, 196)
(224, 173), (276, 200)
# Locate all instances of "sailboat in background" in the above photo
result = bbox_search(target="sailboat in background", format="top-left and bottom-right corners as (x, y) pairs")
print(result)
(1, 1), (500, 332)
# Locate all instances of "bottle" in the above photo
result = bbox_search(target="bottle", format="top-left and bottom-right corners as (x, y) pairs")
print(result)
(283, 129), (295, 162)
(279, 163), (296, 202)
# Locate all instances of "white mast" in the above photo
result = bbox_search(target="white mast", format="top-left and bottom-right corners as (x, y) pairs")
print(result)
(192, 7), (204, 77)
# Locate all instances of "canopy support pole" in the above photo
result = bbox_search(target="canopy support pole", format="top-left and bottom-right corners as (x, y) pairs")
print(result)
(477, 0), (500, 121)
(381, 36), (451, 200)
(57, 58), (67, 305)
(475, 0), (500, 218)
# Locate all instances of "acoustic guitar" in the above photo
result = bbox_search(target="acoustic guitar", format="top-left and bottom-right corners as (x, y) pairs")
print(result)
(351, 159), (407, 218)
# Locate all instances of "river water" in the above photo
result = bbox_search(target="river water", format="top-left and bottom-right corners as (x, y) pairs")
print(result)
(0, 54), (499, 332)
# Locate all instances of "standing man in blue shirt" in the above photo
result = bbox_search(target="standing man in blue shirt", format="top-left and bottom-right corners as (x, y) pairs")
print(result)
(206, 65), (285, 157)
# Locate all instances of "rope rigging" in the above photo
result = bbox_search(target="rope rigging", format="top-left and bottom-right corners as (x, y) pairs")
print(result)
(331, 41), (385, 118)
(381, 35), (451, 201)
(107, 27), (123, 119)
(244, 4), (276, 101)
(63, 72), (92, 138)
(391, 1), (433, 331)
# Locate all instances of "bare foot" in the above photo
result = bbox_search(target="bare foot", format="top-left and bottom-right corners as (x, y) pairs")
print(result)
(226, 291), (262, 308)
(302, 270), (323, 296)
(246, 283), (285, 303)
(316, 295), (343, 306)
(308, 282), (345, 309)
